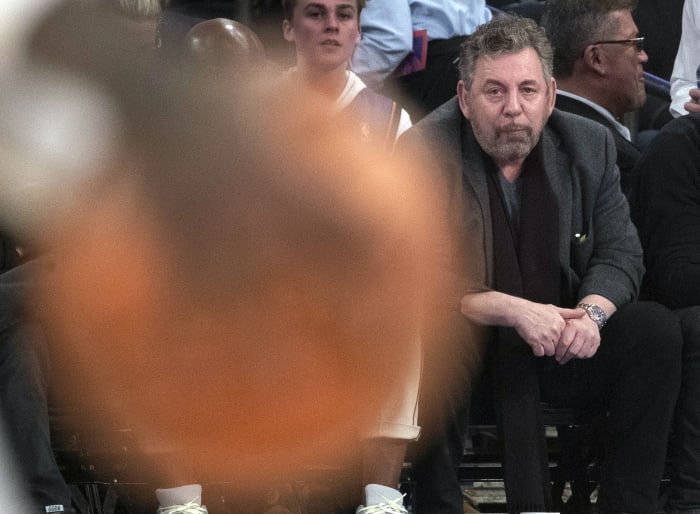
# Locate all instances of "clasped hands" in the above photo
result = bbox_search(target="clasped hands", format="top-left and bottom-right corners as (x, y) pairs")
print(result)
(513, 302), (600, 365)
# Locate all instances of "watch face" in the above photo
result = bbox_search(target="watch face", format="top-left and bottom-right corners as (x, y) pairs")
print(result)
(580, 303), (607, 328)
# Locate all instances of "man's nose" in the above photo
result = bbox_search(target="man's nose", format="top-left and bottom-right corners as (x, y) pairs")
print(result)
(639, 48), (649, 64)
(503, 91), (522, 116)
(325, 13), (340, 31)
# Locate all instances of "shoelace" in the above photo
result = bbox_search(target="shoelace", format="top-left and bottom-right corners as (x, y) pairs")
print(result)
(156, 500), (208, 514)
(356, 494), (408, 514)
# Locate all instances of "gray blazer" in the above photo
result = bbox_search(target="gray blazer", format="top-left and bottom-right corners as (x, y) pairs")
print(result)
(398, 98), (643, 309)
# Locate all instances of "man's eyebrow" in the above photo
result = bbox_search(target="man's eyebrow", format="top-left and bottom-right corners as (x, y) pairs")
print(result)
(482, 79), (506, 88)
(303, 2), (356, 10)
(481, 78), (541, 87)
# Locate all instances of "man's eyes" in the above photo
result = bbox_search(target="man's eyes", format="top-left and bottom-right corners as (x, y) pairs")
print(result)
(305, 7), (355, 20)
(484, 87), (538, 95)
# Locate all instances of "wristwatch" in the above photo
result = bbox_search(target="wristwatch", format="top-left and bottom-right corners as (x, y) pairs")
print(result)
(577, 302), (607, 330)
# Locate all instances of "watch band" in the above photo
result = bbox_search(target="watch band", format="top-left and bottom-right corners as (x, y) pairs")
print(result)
(577, 302), (607, 329)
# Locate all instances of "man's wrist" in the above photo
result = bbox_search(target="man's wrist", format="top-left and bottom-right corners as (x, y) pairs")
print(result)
(577, 302), (607, 330)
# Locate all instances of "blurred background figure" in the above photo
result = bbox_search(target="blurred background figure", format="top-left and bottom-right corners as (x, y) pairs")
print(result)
(0, 2), (456, 514)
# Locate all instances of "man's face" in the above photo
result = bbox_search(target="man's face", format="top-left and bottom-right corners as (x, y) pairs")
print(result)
(283, 0), (360, 72)
(597, 10), (648, 115)
(457, 48), (556, 166)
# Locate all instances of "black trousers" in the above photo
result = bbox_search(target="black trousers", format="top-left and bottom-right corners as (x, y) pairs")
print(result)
(539, 301), (682, 513)
(0, 264), (72, 512)
(412, 301), (683, 514)
(666, 306), (700, 513)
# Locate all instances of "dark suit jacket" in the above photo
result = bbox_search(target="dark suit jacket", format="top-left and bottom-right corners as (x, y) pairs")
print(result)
(398, 98), (644, 310)
(632, 113), (700, 308)
(555, 93), (641, 197)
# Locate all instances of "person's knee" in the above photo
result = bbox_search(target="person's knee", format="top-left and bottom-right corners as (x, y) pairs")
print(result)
(676, 305), (700, 344)
(612, 301), (683, 363)
(0, 321), (50, 390)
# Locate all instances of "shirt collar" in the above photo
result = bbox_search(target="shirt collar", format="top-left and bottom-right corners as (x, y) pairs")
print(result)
(557, 89), (631, 141)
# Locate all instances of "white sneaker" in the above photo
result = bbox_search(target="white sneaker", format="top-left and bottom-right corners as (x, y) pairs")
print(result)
(356, 484), (407, 514)
(156, 484), (208, 514)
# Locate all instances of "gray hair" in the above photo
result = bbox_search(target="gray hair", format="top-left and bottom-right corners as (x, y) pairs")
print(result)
(457, 13), (554, 89)
(112, 0), (161, 18)
(541, 0), (638, 79)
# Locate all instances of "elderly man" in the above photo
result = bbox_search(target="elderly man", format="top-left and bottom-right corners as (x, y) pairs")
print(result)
(397, 13), (682, 514)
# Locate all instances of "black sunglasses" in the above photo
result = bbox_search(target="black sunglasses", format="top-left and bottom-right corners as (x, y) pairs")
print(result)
(592, 36), (644, 52)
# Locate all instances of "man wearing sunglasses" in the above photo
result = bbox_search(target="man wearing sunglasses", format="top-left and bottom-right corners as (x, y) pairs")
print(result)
(541, 0), (647, 197)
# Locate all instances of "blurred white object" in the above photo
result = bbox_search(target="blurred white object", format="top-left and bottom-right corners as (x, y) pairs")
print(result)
(0, 0), (59, 71)
(0, 0), (122, 238)
(0, 64), (121, 237)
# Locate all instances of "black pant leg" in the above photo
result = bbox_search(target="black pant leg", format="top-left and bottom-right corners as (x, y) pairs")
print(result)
(539, 301), (682, 514)
(666, 306), (700, 512)
(597, 301), (682, 514)
(411, 320), (480, 514)
(411, 396), (470, 514)
(0, 320), (72, 511)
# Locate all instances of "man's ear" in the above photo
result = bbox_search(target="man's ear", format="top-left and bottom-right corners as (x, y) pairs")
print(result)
(545, 76), (557, 117)
(582, 44), (606, 76)
(457, 80), (470, 119)
(282, 19), (294, 43)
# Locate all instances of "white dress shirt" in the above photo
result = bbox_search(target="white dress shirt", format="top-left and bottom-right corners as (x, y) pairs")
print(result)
(670, 0), (700, 117)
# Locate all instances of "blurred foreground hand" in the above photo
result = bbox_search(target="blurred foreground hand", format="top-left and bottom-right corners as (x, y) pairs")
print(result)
(0, 0), (468, 490)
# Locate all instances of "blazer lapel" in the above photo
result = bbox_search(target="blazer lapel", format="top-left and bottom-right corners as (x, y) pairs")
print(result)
(540, 125), (575, 303)
(459, 116), (494, 286)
